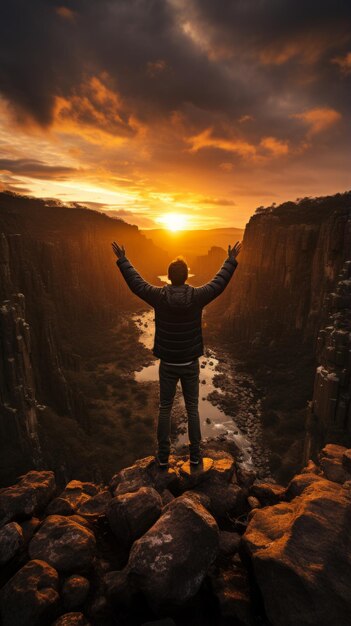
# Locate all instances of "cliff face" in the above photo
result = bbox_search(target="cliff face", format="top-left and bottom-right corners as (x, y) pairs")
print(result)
(305, 260), (351, 458)
(206, 193), (351, 481)
(218, 198), (351, 348)
(0, 192), (167, 482)
(0, 295), (41, 480)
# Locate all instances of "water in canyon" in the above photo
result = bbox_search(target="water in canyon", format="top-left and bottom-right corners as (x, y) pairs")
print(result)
(132, 309), (272, 478)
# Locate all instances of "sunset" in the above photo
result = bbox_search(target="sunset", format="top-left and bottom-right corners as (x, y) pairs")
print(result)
(1, 1), (350, 229)
(0, 3), (351, 626)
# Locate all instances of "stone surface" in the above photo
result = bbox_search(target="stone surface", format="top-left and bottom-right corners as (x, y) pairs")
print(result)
(209, 561), (252, 624)
(193, 480), (242, 518)
(0, 559), (59, 626)
(178, 457), (214, 490)
(0, 470), (56, 525)
(249, 481), (285, 506)
(62, 575), (90, 609)
(52, 613), (90, 626)
(218, 530), (241, 556)
(29, 515), (96, 572)
(77, 490), (111, 516)
(0, 521), (24, 564)
(46, 481), (100, 516)
(342, 448), (351, 473)
(318, 444), (351, 484)
(107, 486), (162, 544)
(106, 494), (219, 610)
(242, 473), (351, 626)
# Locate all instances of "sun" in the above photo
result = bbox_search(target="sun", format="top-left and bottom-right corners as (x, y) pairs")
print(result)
(159, 213), (187, 232)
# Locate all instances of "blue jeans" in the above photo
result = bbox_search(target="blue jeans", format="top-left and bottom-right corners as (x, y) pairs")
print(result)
(157, 359), (202, 457)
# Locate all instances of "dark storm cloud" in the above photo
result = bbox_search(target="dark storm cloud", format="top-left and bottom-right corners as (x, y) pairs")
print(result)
(0, 0), (350, 143)
(0, 0), (236, 126)
(0, 158), (79, 179)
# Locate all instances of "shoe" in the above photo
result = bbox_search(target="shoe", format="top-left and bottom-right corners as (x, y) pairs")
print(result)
(190, 453), (202, 466)
(156, 453), (169, 467)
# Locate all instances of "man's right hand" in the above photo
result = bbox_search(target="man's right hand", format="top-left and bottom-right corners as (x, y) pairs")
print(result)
(228, 241), (242, 259)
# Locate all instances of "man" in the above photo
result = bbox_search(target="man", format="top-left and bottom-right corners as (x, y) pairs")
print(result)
(112, 240), (242, 468)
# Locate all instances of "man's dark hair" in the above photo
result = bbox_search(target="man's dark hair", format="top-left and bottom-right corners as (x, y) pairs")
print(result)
(168, 256), (188, 285)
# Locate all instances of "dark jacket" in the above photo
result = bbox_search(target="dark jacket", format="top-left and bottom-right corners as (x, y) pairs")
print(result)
(116, 255), (238, 363)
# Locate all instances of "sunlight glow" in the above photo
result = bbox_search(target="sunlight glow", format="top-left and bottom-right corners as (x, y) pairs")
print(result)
(157, 213), (188, 231)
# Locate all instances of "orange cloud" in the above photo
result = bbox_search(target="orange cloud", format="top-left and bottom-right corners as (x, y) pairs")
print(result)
(187, 128), (256, 157)
(331, 52), (351, 75)
(293, 107), (341, 135)
(55, 6), (76, 21)
(260, 136), (289, 156)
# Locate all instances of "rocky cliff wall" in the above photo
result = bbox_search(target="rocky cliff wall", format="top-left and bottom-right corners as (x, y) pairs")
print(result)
(216, 199), (351, 349)
(304, 260), (351, 458)
(0, 193), (168, 481)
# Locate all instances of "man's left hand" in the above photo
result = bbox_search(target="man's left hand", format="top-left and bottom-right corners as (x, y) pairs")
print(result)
(112, 241), (126, 259)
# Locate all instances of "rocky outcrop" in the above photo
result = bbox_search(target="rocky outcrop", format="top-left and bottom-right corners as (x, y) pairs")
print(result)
(242, 442), (351, 626)
(0, 448), (351, 625)
(0, 470), (56, 525)
(0, 559), (60, 626)
(305, 260), (351, 456)
(0, 295), (42, 470)
(218, 195), (351, 348)
(106, 495), (219, 611)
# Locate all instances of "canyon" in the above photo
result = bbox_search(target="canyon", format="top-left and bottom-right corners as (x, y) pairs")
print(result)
(0, 189), (350, 625)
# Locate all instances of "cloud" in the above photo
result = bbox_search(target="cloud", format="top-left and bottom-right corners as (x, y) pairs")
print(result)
(0, 158), (80, 179)
(187, 128), (256, 157)
(0, 1), (350, 228)
(292, 107), (341, 135)
(331, 51), (351, 74)
(260, 137), (289, 156)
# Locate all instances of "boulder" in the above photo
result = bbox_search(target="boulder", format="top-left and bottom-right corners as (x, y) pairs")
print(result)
(106, 494), (219, 610)
(318, 444), (351, 483)
(249, 481), (285, 506)
(52, 613), (90, 626)
(193, 480), (243, 518)
(236, 465), (257, 488)
(300, 459), (320, 475)
(0, 471), (56, 525)
(20, 517), (40, 543)
(46, 481), (100, 516)
(160, 488), (175, 506)
(285, 471), (322, 499)
(242, 475), (351, 626)
(110, 456), (155, 494)
(209, 561), (252, 624)
(247, 496), (261, 510)
(342, 448), (351, 473)
(107, 486), (162, 544)
(29, 515), (96, 572)
(178, 458), (214, 490)
(0, 521), (24, 564)
(62, 575), (90, 609)
(0, 559), (59, 626)
(77, 490), (111, 516)
(218, 530), (241, 556)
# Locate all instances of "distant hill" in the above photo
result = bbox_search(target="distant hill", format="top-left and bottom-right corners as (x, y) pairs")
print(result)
(141, 227), (244, 263)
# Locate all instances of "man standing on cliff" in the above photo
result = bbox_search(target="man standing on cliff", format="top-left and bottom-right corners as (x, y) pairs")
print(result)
(112, 241), (242, 467)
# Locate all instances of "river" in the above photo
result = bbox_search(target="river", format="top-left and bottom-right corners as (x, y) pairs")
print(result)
(132, 309), (272, 479)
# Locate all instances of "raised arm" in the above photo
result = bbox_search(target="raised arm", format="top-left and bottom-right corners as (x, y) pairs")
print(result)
(193, 241), (242, 308)
(112, 242), (162, 307)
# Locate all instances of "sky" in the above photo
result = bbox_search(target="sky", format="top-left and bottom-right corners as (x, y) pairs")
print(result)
(0, 0), (350, 229)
